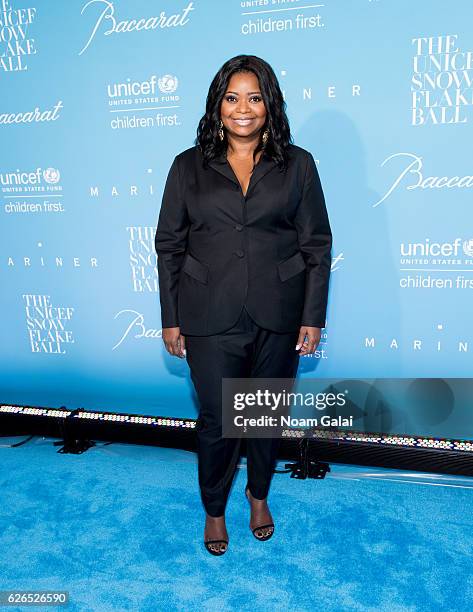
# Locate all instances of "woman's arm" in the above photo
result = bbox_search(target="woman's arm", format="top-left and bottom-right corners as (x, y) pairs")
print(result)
(155, 155), (190, 329)
(295, 151), (333, 329)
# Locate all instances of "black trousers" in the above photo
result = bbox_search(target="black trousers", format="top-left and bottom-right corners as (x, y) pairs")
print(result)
(185, 305), (301, 517)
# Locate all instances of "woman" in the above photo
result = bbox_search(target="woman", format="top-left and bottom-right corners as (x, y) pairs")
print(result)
(155, 55), (332, 556)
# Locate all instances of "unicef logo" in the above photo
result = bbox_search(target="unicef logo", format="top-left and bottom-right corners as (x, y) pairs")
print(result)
(463, 239), (473, 257)
(158, 74), (178, 93)
(43, 167), (61, 184)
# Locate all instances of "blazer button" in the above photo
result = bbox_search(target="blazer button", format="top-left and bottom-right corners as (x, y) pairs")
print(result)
(234, 224), (243, 231)
(235, 249), (245, 258)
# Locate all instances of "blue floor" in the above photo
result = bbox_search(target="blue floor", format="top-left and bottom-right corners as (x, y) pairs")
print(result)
(1, 435), (472, 611)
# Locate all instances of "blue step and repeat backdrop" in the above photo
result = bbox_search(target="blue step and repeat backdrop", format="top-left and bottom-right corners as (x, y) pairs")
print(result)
(1, 1), (472, 439)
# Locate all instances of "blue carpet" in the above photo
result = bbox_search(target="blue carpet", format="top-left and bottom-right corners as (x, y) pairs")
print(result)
(1, 436), (472, 611)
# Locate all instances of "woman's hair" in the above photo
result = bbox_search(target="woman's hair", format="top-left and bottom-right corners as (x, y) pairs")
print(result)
(195, 54), (293, 170)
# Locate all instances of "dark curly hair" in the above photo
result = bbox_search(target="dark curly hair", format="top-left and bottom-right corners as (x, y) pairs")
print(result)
(195, 54), (293, 171)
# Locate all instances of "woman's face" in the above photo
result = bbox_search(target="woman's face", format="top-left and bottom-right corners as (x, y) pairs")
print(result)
(220, 71), (267, 141)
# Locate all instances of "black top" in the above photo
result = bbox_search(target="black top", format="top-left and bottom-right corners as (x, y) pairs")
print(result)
(155, 143), (332, 336)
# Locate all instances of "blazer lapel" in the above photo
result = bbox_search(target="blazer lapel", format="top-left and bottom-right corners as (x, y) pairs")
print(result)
(207, 149), (279, 197)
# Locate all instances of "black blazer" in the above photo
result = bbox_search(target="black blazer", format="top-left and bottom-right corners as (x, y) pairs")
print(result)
(155, 143), (332, 336)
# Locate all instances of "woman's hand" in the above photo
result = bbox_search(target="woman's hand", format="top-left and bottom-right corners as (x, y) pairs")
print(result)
(295, 326), (321, 355)
(162, 327), (186, 358)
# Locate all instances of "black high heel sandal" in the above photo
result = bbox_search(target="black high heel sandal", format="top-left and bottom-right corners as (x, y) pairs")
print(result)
(204, 538), (229, 556)
(244, 485), (275, 541)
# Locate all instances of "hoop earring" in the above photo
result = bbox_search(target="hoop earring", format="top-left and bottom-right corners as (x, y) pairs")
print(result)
(218, 119), (225, 142)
